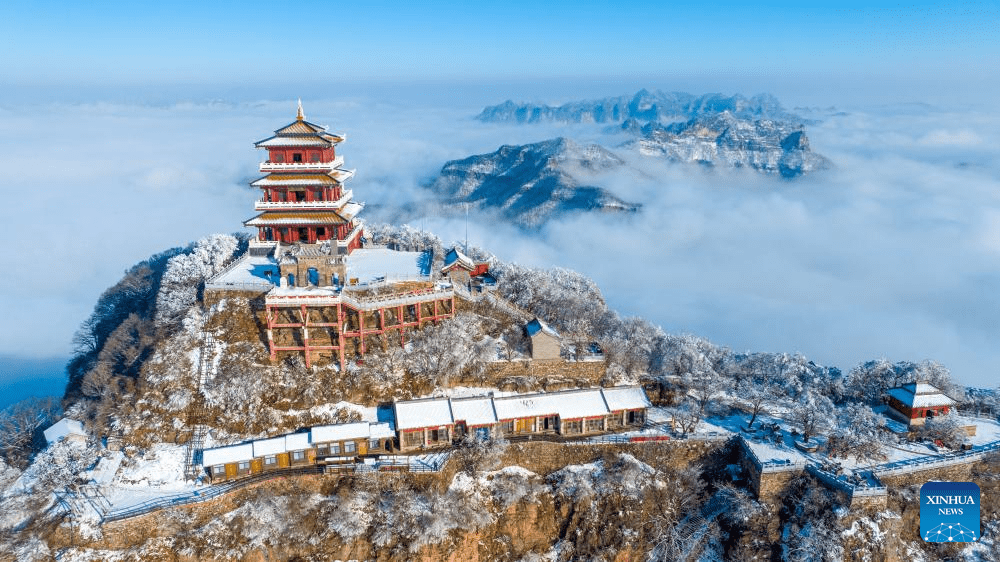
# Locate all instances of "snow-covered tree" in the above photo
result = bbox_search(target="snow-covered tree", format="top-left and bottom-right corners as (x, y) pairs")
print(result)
(844, 358), (963, 406)
(669, 399), (703, 435)
(0, 397), (61, 468)
(779, 477), (845, 562)
(155, 234), (240, 327)
(405, 313), (493, 386)
(452, 433), (508, 476)
(790, 388), (835, 443)
(916, 415), (968, 449)
(729, 359), (782, 429)
(826, 403), (890, 462)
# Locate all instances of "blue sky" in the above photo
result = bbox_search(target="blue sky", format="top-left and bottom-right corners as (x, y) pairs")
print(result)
(2, 1), (997, 104)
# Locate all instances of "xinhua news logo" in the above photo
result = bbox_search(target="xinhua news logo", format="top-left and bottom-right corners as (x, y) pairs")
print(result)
(920, 481), (980, 542)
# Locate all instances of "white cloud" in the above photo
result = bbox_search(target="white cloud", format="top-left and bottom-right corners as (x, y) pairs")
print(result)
(1, 94), (997, 389)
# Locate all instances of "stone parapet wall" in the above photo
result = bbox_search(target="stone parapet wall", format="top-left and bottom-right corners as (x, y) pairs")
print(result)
(483, 360), (606, 385)
(877, 462), (974, 488)
(204, 288), (268, 308)
(502, 439), (723, 476)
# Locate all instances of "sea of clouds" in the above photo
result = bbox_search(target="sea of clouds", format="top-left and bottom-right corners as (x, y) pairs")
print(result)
(0, 91), (997, 402)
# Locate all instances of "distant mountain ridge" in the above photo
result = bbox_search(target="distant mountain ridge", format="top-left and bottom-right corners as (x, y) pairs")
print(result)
(477, 89), (807, 125)
(623, 111), (828, 178)
(426, 137), (639, 228)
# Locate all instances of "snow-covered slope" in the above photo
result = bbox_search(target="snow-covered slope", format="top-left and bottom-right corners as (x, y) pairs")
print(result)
(623, 112), (828, 178)
(427, 137), (639, 228)
(477, 89), (804, 125)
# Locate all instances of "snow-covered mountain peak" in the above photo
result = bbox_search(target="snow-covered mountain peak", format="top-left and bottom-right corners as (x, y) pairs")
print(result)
(426, 138), (637, 228)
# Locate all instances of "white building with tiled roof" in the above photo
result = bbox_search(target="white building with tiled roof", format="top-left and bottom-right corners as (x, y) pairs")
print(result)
(393, 386), (651, 451)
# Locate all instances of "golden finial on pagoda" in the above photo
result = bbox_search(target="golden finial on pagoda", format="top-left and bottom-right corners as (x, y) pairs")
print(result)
(296, 99), (305, 121)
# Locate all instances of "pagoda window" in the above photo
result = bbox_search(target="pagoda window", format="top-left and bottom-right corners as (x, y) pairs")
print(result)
(310, 152), (320, 162)
(294, 191), (305, 202)
(293, 152), (303, 163)
(314, 189), (324, 201)
(316, 227), (326, 239)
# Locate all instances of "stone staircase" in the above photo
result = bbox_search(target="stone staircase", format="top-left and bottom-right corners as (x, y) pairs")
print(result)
(183, 332), (215, 480)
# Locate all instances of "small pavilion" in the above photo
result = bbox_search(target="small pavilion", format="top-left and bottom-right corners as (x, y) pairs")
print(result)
(884, 381), (956, 427)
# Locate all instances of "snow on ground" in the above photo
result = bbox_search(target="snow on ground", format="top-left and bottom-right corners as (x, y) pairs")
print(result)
(208, 254), (278, 286)
(647, 406), (673, 425)
(420, 386), (519, 399)
(959, 415), (1000, 445)
(346, 248), (428, 283)
(326, 400), (380, 422)
(704, 413), (811, 465)
(116, 443), (188, 490)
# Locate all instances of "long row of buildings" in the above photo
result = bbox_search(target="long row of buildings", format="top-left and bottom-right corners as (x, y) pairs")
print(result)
(202, 385), (651, 482)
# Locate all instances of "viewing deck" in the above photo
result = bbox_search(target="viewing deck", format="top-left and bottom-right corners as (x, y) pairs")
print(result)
(254, 189), (354, 211)
(258, 156), (343, 172)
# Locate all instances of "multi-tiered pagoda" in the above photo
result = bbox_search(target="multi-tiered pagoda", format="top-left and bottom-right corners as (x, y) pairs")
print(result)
(204, 103), (457, 369)
(244, 102), (363, 287)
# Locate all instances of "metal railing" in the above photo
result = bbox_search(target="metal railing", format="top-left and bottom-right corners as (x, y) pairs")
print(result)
(872, 440), (1000, 477)
(805, 465), (886, 499)
(203, 253), (276, 292)
(258, 156), (344, 172)
(204, 281), (275, 292)
(102, 465), (324, 523)
(254, 190), (354, 210)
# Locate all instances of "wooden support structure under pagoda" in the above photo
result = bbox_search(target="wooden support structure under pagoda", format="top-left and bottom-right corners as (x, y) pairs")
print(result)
(264, 288), (456, 369)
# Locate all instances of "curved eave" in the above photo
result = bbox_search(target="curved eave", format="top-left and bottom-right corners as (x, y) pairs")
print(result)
(251, 175), (341, 187)
(245, 211), (350, 227)
(254, 136), (338, 148)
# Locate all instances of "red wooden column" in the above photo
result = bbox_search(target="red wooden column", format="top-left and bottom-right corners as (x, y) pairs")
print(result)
(266, 306), (277, 361)
(399, 305), (405, 345)
(337, 302), (346, 371)
(359, 310), (366, 355)
(301, 305), (311, 368)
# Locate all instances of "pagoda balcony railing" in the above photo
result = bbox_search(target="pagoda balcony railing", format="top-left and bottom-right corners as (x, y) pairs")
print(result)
(255, 190), (353, 210)
(259, 156), (343, 172)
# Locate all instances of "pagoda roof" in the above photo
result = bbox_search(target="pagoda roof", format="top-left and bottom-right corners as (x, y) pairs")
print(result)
(275, 119), (328, 135)
(339, 201), (363, 221)
(244, 210), (351, 226)
(252, 173), (344, 187)
(255, 104), (345, 148)
(255, 134), (342, 148)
